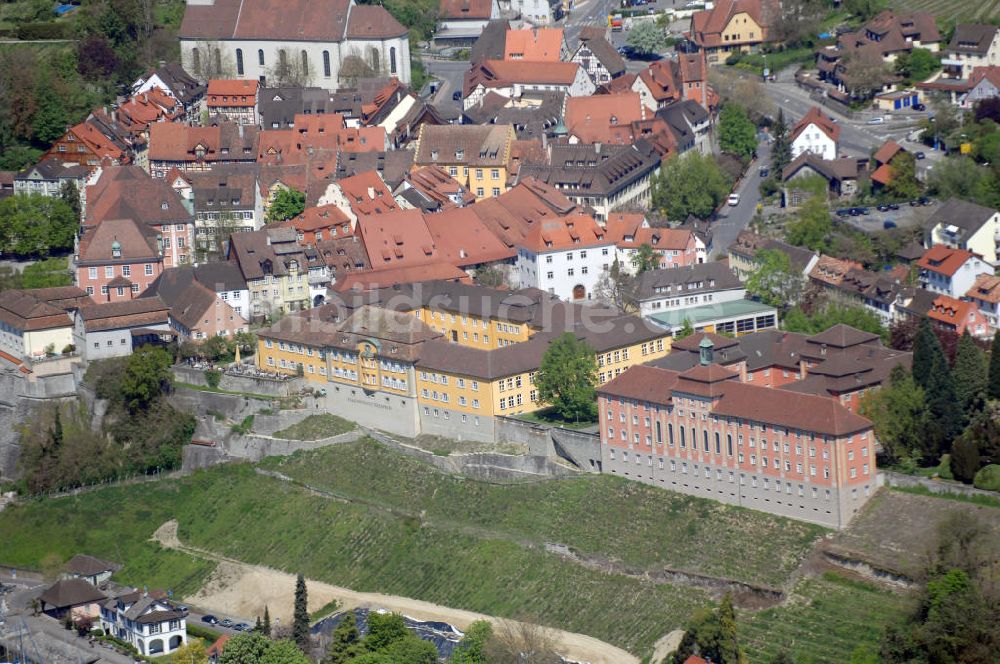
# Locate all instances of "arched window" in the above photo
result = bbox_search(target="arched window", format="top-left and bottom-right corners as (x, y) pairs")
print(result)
(727, 434), (733, 457)
(715, 432), (721, 455)
(279, 49), (288, 72)
(679, 425), (685, 448)
(690, 427), (696, 449)
(301, 50), (309, 77)
(258, 49), (265, 66)
(236, 48), (244, 76)
(369, 46), (381, 74)
(214, 49), (222, 74)
(389, 46), (397, 74)
(192, 47), (200, 72)
(703, 430), (709, 452)
(323, 50), (331, 78)
(655, 421), (662, 444)
(668, 422), (674, 446)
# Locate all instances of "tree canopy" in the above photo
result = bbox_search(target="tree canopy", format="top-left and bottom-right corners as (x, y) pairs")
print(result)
(121, 346), (173, 413)
(535, 333), (599, 422)
(719, 103), (757, 161)
(268, 188), (306, 222)
(860, 366), (927, 465)
(650, 151), (731, 220)
(782, 303), (886, 339)
(745, 249), (803, 309)
(630, 243), (660, 274)
(625, 21), (665, 54)
(0, 193), (77, 257)
(785, 192), (832, 252)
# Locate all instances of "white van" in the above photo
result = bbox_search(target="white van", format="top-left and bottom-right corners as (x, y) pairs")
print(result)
(727, 193), (740, 206)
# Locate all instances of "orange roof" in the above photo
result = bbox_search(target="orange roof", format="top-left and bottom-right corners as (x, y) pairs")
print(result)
(873, 139), (903, 165)
(792, 106), (841, 144)
(521, 213), (609, 253)
(870, 163), (894, 186)
(916, 245), (978, 277)
(337, 171), (399, 217)
(357, 209), (439, 268)
(424, 206), (516, 266)
(284, 204), (352, 234)
(67, 121), (126, 162)
(637, 60), (682, 103)
(206, 634), (230, 657)
(504, 27), (564, 61)
(564, 93), (644, 144)
(405, 165), (475, 208)
(966, 273), (1000, 304)
(927, 295), (977, 326)
(464, 60), (582, 95)
(970, 65), (1000, 91)
(207, 79), (259, 107)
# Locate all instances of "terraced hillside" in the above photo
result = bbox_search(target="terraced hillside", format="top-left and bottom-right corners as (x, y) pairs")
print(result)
(897, 0), (1000, 23)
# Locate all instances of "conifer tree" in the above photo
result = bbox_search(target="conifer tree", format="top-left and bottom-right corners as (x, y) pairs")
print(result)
(952, 331), (987, 424)
(911, 319), (938, 389)
(988, 330), (1000, 400)
(292, 573), (309, 650)
(324, 612), (360, 664)
(263, 605), (271, 638)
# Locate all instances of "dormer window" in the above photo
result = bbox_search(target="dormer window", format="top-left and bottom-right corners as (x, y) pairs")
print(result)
(455, 149), (464, 160)
(430, 149), (438, 161)
(161, 201), (168, 210)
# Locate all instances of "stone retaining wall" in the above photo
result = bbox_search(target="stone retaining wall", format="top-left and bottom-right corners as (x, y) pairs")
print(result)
(883, 470), (999, 500)
(172, 365), (301, 397)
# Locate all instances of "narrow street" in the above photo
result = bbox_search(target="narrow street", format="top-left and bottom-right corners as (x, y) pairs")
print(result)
(710, 140), (772, 258)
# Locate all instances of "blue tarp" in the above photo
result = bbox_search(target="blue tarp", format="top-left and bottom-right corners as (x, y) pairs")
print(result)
(54, 4), (77, 15)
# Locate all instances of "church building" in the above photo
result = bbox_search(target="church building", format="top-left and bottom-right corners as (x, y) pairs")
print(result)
(179, 0), (411, 88)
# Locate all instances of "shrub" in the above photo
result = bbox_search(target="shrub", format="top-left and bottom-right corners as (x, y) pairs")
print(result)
(205, 369), (222, 389)
(187, 623), (222, 642)
(61, 344), (75, 355)
(15, 22), (71, 40)
(973, 464), (1000, 491)
(231, 415), (254, 435)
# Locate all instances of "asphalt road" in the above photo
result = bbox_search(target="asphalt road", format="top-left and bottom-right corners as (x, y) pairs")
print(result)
(711, 140), (772, 258)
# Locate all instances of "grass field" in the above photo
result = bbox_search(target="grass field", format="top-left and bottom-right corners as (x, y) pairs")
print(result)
(0, 439), (832, 656)
(740, 572), (913, 663)
(272, 414), (355, 440)
(896, 0), (1000, 23)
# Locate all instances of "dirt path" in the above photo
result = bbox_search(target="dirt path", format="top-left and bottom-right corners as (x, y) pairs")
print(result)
(650, 629), (684, 664)
(152, 520), (639, 664)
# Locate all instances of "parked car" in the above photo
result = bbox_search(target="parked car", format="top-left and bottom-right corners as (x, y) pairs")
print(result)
(877, 204), (890, 212)
(888, 202), (900, 210)
(759, 166), (769, 177)
(202, 615), (219, 625)
(849, 207), (862, 216)
(452, 91), (461, 101)
(914, 103), (926, 111)
(883, 220), (897, 229)
(220, 619), (234, 628)
(836, 208), (852, 217)
(867, 116), (885, 124)
(234, 623), (252, 632)
(918, 196), (931, 205)
(860, 207), (871, 215)
(727, 193), (740, 206)
(915, 151), (926, 160)
(909, 199), (921, 206)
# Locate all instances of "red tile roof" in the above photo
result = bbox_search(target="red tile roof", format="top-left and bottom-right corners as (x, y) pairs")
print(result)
(405, 165), (475, 208)
(423, 206), (516, 266)
(690, 0), (770, 47)
(439, 0), (495, 20)
(337, 171), (399, 217)
(873, 139), (903, 165)
(357, 209), (440, 268)
(333, 262), (471, 292)
(504, 27), (564, 61)
(792, 106), (841, 144)
(520, 213), (609, 253)
(927, 295), (978, 328)
(916, 245), (978, 277)
(637, 60), (682, 103)
(564, 93), (644, 144)
(967, 273), (1000, 304)
(77, 217), (160, 264)
(345, 4), (407, 38)
(464, 60), (582, 96)
(65, 121), (127, 162)
(207, 79), (258, 107)
(870, 163), (894, 186)
(180, 0), (351, 41)
(283, 204), (352, 234)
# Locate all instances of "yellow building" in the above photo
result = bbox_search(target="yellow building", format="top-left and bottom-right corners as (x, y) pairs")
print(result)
(254, 281), (672, 439)
(413, 125), (515, 201)
(689, 0), (770, 65)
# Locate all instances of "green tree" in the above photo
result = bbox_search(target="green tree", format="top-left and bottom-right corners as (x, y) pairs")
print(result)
(325, 611), (361, 663)
(772, 650), (797, 664)
(535, 333), (599, 422)
(120, 345), (173, 412)
(884, 152), (921, 200)
(451, 620), (492, 664)
(785, 193), (832, 252)
(843, 0), (885, 20)
(220, 633), (272, 664)
(172, 640), (209, 664)
(32, 87), (68, 145)
(953, 331), (987, 424)
(651, 151), (731, 220)
(719, 103), (757, 161)
(860, 366), (927, 464)
(988, 330), (1000, 400)
(782, 303), (886, 339)
(59, 180), (81, 221)
(631, 243), (660, 274)
(928, 156), (986, 202)
(267, 188), (306, 222)
(771, 108), (792, 173)
(292, 573), (309, 650)
(745, 248), (803, 309)
(912, 321), (960, 459)
(364, 612), (409, 652)
(715, 594), (743, 664)
(367, 636), (438, 664)
(676, 318), (695, 340)
(894, 48), (939, 84)
(950, 435), (981, 484)
(625, 21), (664, 54)
(911, 319), (940, 389)
(263, 605), (271, 638)
(260, 640), (312, 664)
(673, 594), (746, 664)
(0, 193), (77, 257)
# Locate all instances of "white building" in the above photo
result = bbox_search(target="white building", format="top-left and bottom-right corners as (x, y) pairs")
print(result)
(941, 24), (1000, 79)
(916, 245), (993, 298)
(790, 107), (840, 162)
(515, 214), (616, 301)
(462, 60), (595, 110)
(635, 263), (746, 318)
(179, 0), (411, 88)
(100, 594), (188, 657)
(925, 198), (1000, 265)
(73, 298), (173, 361)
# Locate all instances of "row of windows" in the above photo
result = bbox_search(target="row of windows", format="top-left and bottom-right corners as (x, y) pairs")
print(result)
(229, 46), (398, 78)
(598, 347), (634, 366)
(422, 406), (479, 426)
(89, 264), (155, 280)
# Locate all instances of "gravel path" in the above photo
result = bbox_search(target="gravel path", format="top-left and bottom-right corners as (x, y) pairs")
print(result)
(152, 520), (640, 664)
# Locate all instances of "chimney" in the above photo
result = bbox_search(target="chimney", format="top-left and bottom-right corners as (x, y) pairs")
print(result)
(367, 186), (375, 199)
(595, 142), (602, 154)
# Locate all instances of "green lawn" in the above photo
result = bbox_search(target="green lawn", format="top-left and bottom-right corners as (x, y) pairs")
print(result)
(512, 406), (597, 430)
(272, 414), (355, 440)
(897, 0), (1000, 22)
(741, 572), (913, 663)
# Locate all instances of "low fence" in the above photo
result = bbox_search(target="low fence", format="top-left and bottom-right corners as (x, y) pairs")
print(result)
(882, 471), (999, 500)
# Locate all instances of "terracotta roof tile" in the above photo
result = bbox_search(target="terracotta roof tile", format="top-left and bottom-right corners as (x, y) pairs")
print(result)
(792, 106), (841, 144)
(180, 0), (351, 41)
(564, 93), (644, 144)
(440, 0), (495, 20)
(504, 27), (564, 61)
(916, 245), (979, 277)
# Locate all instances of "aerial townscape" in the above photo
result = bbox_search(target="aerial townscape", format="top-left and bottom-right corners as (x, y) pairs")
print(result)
(2, 0), (1000, 662)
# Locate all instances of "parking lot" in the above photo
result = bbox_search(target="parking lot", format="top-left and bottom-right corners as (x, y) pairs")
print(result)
(836, 198), (939, 234)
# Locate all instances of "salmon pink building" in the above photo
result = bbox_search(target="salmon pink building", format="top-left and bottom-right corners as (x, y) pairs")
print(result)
(600, 337), (880, 528)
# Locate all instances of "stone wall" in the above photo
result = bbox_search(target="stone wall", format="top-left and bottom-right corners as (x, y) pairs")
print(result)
(321, 384), (420, 438)
(169, 387), (275, 423)
(172, 365), (301, 397)
(223, 430), (363, 462)
(883, 470), (997, 500)
(494, 417), (602, 472)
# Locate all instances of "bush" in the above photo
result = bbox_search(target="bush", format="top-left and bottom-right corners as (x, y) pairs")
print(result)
(205, 369), (222, 389)
(231, 415), (254, 435)
(187, 623), (222, 642)
(62, 344), (75, 355)
(15, 22), (71, 40)
(973, 464), (1000, 491)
